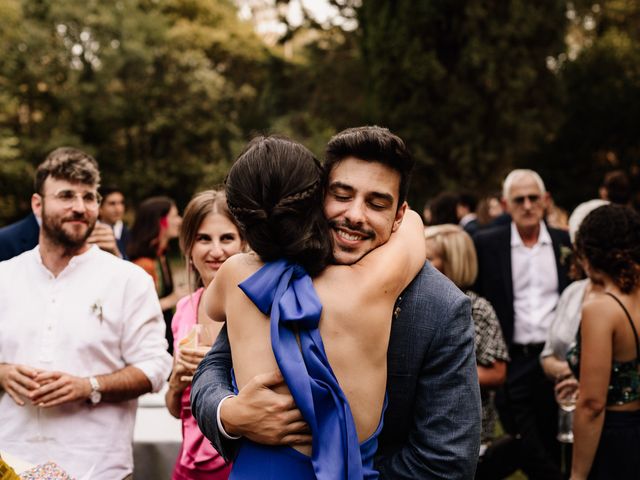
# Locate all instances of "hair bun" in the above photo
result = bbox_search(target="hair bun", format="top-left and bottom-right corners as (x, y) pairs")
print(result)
(225, 136), (332, 276)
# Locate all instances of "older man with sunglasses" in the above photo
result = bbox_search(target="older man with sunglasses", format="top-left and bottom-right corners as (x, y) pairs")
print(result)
(0, 148), (172, 479)
(473, 169), (572, 480)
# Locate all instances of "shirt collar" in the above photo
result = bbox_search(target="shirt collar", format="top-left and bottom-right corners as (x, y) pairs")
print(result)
(459, 213), (477, 228)
(510, 221), (552, 248)
(34, 244), (100, 275)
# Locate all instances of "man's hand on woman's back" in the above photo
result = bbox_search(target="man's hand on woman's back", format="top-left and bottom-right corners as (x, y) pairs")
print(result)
(221, 369), (311, 446)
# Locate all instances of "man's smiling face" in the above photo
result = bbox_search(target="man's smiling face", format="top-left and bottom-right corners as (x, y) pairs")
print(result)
(323, 156), (407, 265)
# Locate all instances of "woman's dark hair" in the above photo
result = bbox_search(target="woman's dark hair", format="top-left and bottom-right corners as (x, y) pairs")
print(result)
(127, 196), (175, 260)
(430, 191), (460, 225)
(575, 204), (640, 293)
(225, 136), (332, 277)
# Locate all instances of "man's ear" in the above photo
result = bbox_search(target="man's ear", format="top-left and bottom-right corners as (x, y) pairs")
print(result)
(32, 193), (43, 219)
(542, 191), (551, 209)
(500, 197), (509, 213)
(391, 201), (408, 233)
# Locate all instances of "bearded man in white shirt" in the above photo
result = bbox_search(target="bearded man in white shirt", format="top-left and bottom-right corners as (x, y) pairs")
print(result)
(0, 147), (172, 479)
(473, 169), (572, 480)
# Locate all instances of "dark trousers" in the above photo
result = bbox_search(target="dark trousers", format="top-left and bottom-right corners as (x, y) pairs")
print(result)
(496, 344), (563, 480)
(475, 434), (522, 480)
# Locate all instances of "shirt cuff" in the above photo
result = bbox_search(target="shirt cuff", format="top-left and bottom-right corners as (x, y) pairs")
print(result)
(217, 394), (242, 440)
(133, 353), (173, 393)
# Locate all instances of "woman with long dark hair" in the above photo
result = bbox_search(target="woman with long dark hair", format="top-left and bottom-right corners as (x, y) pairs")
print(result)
(128, 196), (183, 352)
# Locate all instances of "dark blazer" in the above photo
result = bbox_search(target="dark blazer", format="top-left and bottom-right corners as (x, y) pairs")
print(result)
(191, 262), (481, 479)
(473, 224), (571, 346)
(0, 213), (39, 262)
(116, 224), (131, 260)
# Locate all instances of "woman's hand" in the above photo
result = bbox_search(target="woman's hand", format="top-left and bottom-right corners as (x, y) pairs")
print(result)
(176, 345), (210, 383)
(166, 337), (212, 417)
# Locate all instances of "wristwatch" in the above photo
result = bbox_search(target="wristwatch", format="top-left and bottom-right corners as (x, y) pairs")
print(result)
(88, 376), (102, 405)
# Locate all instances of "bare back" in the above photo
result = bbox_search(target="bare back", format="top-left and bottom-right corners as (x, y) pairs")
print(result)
(206, 210), (425, 453)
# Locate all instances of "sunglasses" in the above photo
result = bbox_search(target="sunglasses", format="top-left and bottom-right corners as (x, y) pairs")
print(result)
(511, 194), (541, 205)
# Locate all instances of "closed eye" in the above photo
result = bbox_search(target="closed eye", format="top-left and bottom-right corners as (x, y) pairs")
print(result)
(368, 202), (387, 210)
(333, 193), (351, 201)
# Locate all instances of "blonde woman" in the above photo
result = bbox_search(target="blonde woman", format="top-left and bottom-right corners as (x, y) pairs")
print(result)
(424, 224), (513, 479)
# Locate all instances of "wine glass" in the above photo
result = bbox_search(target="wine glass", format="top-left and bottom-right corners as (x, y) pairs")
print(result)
(555, 375), (579, 443)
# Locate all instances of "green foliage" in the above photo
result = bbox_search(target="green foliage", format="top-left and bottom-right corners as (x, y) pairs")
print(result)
(357, 0), (567, 207)
(536, 1), (640, 209)
(2, 0), (640, 223)
(0, 0), (272, 223)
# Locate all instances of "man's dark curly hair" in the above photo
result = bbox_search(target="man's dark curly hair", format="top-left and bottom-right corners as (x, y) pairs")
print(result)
(575, 204), (640, 293)
(225, 135), (333, 277)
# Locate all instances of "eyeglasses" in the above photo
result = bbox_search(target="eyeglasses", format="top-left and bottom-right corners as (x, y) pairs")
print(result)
(43, 189), (102, 210)
(511, 194), (541, 205)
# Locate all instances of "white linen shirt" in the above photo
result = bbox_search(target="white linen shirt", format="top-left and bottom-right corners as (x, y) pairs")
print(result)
(511, 221), (559, 344)
(0, 245), (172, 479)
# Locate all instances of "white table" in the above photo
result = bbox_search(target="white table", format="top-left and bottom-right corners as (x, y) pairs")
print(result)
(133, 387), (182, 479)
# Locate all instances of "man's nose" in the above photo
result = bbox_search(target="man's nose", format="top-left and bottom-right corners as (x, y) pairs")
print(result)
(344, 199), (366, 225)
(71, 195), (87, 212)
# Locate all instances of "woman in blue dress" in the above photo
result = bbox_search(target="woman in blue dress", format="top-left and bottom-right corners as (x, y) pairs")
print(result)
(203, 135), (425, 479)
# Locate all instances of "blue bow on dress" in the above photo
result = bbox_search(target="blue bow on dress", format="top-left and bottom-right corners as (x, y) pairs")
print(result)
(239, 259), (363, 480)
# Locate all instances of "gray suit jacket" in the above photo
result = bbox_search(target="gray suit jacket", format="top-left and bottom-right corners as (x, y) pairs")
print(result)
(191, 262), (481, 479)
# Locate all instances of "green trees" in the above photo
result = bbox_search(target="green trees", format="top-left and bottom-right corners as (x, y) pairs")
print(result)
(537, 1), (640, 207)
(358, 0), (567, 205)
(0, 0), (272, 222)
(1, 0), (639, 223)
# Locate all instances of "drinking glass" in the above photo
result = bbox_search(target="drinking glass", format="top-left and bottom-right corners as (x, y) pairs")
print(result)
(555, 375), (579, 443)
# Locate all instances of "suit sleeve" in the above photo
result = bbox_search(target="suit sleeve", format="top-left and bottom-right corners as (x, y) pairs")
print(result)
(376, 294), (482, 479)
(190, 324), (241, 461)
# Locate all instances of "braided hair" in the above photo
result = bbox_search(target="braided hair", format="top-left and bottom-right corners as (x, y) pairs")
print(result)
(575, 204), (640, 293)
(225, 136), (333, 277)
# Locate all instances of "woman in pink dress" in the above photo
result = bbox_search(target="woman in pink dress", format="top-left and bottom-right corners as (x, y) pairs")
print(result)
(165, 189), (245, 480)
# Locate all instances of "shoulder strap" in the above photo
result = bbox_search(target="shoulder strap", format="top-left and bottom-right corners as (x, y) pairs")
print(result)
(605, 292), (640, 359)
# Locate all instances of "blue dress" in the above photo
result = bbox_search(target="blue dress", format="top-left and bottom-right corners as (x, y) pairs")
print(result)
(229, 259), (384, 480)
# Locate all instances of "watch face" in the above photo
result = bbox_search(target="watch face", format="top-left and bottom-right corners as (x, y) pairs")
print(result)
(90, 390), (102, 404)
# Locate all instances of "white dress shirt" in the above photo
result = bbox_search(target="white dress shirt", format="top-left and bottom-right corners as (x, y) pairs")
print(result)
(0, 245), (172, 479)
(511, 221), (559, 344)
(113, 219), (124, 240)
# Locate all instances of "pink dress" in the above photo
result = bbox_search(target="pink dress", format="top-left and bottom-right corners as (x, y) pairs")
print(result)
(171, 288), (231, 480)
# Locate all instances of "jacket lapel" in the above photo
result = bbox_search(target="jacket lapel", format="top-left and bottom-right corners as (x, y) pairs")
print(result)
(499, 227), (514, 314)
(549, 228), (569, 293)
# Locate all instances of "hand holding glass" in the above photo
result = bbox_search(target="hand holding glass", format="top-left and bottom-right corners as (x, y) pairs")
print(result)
(555, 375), (579, 443)
(177, 324), (214, 382)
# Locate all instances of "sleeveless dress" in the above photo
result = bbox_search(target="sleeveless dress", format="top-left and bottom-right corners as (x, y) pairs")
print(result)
(566, 292), (640, 479)
(229, 259), (385, 480)
(171, 289), (231, 480)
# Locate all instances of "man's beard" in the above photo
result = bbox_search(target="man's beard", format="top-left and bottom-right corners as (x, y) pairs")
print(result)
(42, 206), (96, 253)
(327, 218), (376, 264)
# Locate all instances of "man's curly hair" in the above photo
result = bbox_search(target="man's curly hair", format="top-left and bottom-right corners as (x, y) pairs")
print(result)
(575, 204), (640, 293)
